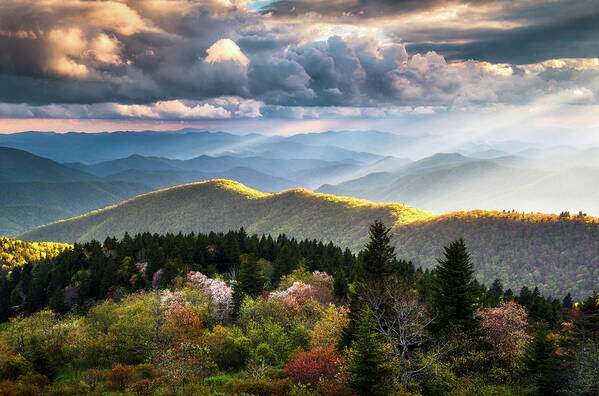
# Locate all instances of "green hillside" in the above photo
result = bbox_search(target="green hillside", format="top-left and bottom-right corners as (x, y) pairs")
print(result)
(19, 180), (431, 250)
(0, 205), (73, 237)
(0, 181), (154, 236)
(0, 147), (95, 182)
(396, 210), (599, 297)
(19, 180), (599, 297)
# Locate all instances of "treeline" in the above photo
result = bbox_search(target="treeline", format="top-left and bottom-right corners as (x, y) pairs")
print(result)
(0, 226), (594, 395)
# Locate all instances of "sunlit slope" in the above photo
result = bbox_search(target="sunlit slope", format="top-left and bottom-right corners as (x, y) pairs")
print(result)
(0, 236), (70, 271)
(20, 180), (432, 250)
(396, 210), (599, 297)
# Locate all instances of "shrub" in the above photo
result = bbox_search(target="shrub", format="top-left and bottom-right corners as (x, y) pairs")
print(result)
(0, 380), (17, 396)
(81, 368), (104, 392)
(107, 364), (136, 390)
(228, 377), (293, 395)
(135, 363), (156, 380)
(0, 343), (30, 380)
(286, 348), (341, 387)
(129, 379), (156, 396)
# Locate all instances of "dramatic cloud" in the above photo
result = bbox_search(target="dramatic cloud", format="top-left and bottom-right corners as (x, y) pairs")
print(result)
(0, 0), (597, 122)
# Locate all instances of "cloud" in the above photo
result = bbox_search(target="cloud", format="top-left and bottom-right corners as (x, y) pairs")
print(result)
(0, 0), (596, 121)
(205, 39), (250, 66)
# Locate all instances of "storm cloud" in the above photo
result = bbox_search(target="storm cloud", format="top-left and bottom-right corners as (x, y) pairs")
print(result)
(0, 0), (597, 120)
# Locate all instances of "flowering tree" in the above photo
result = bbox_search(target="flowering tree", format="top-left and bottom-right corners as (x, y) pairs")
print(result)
(269, 281), (334, 309)
(187, 272), (233, 321)
(476, 301), (531, 360)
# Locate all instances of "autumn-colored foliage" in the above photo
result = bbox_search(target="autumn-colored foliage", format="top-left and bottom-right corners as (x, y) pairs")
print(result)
(285, 348), (342, 387)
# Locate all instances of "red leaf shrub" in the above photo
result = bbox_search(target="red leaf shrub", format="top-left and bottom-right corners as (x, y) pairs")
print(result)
(285, 348), (341, 387)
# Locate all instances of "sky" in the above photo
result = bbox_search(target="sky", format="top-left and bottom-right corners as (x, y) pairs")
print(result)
(0, 0), (598, 140)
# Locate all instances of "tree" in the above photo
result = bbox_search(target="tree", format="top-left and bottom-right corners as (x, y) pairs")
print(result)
(333, 270), (349, 300)
(523, 322), (565, 395)
(232, 255), (265, 316)
(487, 278), (503, 307)
(365, 280), (451, 386)
(562, 292), (573, 309)
(348, 309), (392, 396)
(476, 301), (530, 364)
(431, 238), (481, 337)
(360, 220), (396, 282)
(339, 221), (396, 349)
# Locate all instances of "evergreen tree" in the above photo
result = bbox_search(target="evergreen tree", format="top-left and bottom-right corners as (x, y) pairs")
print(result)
(235, 255), (265, 299)
(431, 238), (481, 336)
(48, 287), (68, 315)
(339, 220), (397, 349)
(562, 292), (573, 309)
(487, 278), (503, 307)
(333, 270), (349, 300)
(524, 321), (565, 395)
(348, 309), (392, 396)
(232, 254), (265, 318)
(360, 220), (396, 282)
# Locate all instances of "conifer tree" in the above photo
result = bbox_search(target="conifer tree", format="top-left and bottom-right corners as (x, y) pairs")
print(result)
(562, 292), (573, 309)
(339, 220), (397, 349)
(232, 255), (265, 317)
(360, 220), (396, 282)
(333, 270), (349, 300)
(431, 238), (481, 336)
(524, 321), (564, 395)
(235, 254), (265, 298)
(348, 309), (392, 396)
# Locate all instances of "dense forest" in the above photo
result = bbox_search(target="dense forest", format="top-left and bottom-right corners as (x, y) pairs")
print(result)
(20, 180), (599, 298)
(0, 223), (594, 395)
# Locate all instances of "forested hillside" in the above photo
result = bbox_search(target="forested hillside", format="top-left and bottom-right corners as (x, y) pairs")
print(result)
(0, 181), (154, 236)
(0, 236), (70, 271)
(396, 210), (599, 297)
(20, 180), (431, 250)
(20, 181), (599, 298)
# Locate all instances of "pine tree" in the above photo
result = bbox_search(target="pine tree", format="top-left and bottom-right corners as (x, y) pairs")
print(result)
(232, 255), (265, 317)
(348, 309), (392, 396)
(48, 287), (68, 315)
(431, 238), (481, 337)
(360, 220), (396, 282)
(339, 221), (397, 349)
(562, 292), (573, 308)
(235, 255), (265, 298)
(487, 278), (503, 307)
(333, 270), (349, 300)
(524, 321), (564, 395)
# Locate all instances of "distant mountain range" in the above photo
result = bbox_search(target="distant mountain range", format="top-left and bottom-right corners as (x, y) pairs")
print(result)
(0, 129), (387, 163)
(20, 180), (599, 298)
(318, 152), (599, 215)
(2, 129), (599, 236)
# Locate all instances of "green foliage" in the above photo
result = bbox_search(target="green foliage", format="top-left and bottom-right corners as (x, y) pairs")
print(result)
(523, 322), (564, 395)
(20, 179), (431, 251)
(19, 180), (599, 298)
(348, 309), (392, 396)
(431, 238), (481, 337)
(340, 220), (397, 349)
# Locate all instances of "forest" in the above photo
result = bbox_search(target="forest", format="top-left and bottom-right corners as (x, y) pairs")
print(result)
(0, 223), (595, 395)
